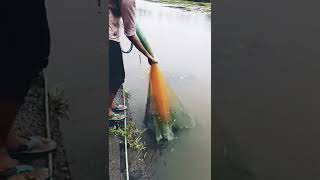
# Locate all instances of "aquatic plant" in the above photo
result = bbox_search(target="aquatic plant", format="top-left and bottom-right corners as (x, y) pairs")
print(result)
(124, 89), (131, 100)
(110, 121), (147, 152)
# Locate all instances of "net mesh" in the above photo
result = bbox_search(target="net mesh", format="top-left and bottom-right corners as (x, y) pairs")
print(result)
(144, 64), (195, 142)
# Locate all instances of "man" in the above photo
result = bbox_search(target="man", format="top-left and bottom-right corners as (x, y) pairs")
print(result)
(108, 0), (157, 121)
(0, 0), (56, 179)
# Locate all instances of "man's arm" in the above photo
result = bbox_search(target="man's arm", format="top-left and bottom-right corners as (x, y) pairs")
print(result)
(121, 0), (157, 65)
(127, 35), (157, 65)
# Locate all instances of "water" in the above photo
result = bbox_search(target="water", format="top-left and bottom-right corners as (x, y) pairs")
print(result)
(214, 0), (320, 179)
(120, 1), (211, 179)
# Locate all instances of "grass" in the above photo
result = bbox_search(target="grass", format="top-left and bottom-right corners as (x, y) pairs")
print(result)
(48, 86), (69, 119)
(110, 121), (147, 152)
(124, 89), (131, 101)
(109, 89), (147, 152)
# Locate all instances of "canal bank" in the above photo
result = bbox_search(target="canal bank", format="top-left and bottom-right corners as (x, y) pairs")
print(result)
(109, 87), (154, 180)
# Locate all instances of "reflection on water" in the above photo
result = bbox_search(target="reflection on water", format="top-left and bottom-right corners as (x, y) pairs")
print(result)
(121, 0), (211, 179)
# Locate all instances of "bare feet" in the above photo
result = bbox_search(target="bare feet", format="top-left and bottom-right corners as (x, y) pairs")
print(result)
(111, 101), (117, 109)
(0, 150), (17, 170)
(7, 133), (26, 151)
(7, 167), (49, 180)
(0, 152), (49, 180)
(108, 108), (114, 117)
(7, 133), (52, 153)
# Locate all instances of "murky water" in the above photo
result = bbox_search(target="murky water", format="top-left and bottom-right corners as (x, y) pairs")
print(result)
(120, 1), (211, 179)
(214, 1), (320, 180)
(46, 1), (108, 179)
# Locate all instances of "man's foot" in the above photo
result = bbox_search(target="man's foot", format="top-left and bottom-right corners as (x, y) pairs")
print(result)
(111, 101), (127, 111)
(7, 135), (56, 155)
(108, 113), (126, 121)
(112, 104), (127, 111)
(0, 153), (18, 171)
(0, 150), (50, 180)
(0, 164), (50, 180)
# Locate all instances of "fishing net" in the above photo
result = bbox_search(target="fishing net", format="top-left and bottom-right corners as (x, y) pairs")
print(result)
(144, 64), (195, 142)
(137, 25), (195, 142)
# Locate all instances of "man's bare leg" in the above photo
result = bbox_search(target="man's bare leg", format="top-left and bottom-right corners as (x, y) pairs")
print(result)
(108, 93), (117, 116)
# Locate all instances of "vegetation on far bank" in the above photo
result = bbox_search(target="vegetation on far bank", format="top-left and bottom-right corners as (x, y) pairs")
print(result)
(148, 0), (212, 13)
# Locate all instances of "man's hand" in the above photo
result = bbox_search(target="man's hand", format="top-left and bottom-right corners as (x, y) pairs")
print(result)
(147, 55), (158, 65)
(127, 35), (158, 65)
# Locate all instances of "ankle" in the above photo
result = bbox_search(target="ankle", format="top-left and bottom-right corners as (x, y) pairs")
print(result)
(108, 109), (114, 116)
(111, 102), (117, 108)
(7, 133), (21, 150)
